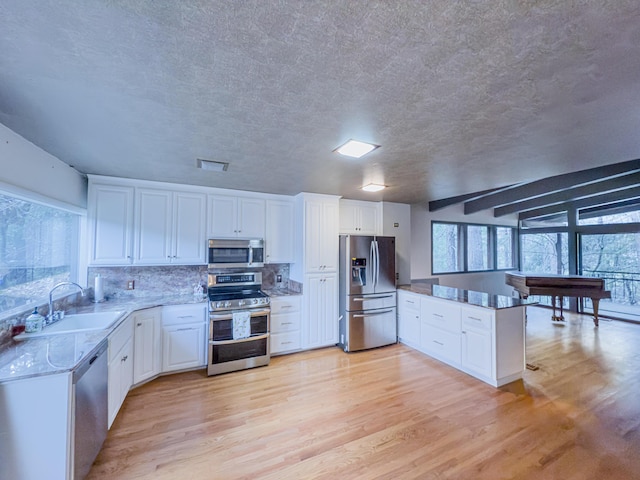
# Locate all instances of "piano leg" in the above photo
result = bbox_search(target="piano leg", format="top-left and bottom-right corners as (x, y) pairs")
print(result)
(551, 296), (565, 322)
(592, 298), (600, 327)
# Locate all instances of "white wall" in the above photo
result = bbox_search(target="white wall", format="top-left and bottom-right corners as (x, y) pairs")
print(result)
(381, 202), (411, 285)
(0, 123), (86, 208)
(411, 202), (518, 296)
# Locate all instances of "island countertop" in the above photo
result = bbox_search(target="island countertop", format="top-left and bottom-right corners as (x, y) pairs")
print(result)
(397, 283), (537, 310)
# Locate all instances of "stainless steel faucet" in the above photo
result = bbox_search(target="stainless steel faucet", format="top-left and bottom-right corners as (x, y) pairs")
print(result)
(47, 282), (85, 324)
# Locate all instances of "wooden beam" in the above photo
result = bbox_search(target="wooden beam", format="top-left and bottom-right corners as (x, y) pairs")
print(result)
(494, 171), (640, 217)
(464, 158), (640, 214)
(519, 184), (640, 220)
(428, 185), (513, 212)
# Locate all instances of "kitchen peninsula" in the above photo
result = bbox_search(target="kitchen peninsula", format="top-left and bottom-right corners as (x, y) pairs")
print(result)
(397, 283), (536, 387)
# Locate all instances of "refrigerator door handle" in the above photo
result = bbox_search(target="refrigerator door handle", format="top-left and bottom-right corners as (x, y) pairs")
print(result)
(374, 240), (380, 288)
(352, 294), (395, 301)
(353, 309), (395, 318)
(370, 240), (376, 288)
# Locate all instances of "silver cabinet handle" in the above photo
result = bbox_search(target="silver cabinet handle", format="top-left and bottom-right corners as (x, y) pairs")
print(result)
(433, 313), (443, 318)
(468, 316), (482, 322)
(433, 340), (444, 346)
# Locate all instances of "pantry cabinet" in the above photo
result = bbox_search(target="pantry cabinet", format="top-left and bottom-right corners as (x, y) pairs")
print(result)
(134, 189), (206, 265)
(132, 307), (162, 385)
(302, 273), (338, 349)
(339, 199), (379, 235)
(208, 194), (265, 239)
(298, 194), (339, 273)
(161, 304), (207, 373)
(108, 314), (134, 428)
(88, 183), (134, 265)
(265, 199), (295, 263)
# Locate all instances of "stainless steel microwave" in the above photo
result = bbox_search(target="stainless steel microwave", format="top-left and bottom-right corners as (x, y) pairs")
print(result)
(208, 239), (264, 268)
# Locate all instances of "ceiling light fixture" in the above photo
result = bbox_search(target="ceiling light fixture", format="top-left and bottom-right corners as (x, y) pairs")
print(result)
(362, 183), (386, 192)
(197, 158), (229, 172)
(334, 139), (380, 158)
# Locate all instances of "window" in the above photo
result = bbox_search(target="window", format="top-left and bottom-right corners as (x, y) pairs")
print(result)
(520, 232), (569, 275)
(432, 223), (463, 273)
(431, 221), (516, 274)
(0, 191), (80, 315)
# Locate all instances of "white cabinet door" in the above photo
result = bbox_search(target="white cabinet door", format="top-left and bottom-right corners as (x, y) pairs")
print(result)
(162, 323), (206, 372)
(172, 192), (206, 264)
(133, 308), (162, 385)
(339, 200), (379, 235)
(208, 195), (265, 239)
(270, 295), (302, 354)
(208, 194), (238, 237)
(265, 199), (294, 263)
(108, 337), (133, 428)
(304, 199), (339, 273)
(303, 274), (338, 349)
(89, 184), (134, 265)
(461, 327), (493, 378)
(397, 290), (421, 346)
(321, 202), (339, 271)
(238, 197), (266, 238)
(134, 189), (172, 264)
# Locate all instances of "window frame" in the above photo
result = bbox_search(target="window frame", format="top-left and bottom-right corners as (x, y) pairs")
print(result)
(431, 220), (517, 275)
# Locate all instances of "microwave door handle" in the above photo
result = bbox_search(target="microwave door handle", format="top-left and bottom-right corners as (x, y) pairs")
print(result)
(248, 245), (253, 265)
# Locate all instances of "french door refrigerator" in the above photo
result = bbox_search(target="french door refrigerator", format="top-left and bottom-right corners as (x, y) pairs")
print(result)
(338, 235), (397, 352)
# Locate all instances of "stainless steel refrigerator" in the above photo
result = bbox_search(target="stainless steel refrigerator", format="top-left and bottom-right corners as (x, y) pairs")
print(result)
(338, 235), (397, 352)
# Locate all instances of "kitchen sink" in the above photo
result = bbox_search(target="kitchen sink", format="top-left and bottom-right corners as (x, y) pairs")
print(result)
(17, 311), (125, 338)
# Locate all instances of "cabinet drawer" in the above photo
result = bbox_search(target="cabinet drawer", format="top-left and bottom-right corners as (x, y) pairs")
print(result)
(271, 331), (301, 354)
(398, 291), (420, 311)
(421, 323), (461, 365)
(422, 298), (461, 333)
(271, 312), (300, 333)
(162, 304), (206, 326)
(270, 295), (301, 314)
(461, 306), (492, 331)
(109, 315), (133, 362)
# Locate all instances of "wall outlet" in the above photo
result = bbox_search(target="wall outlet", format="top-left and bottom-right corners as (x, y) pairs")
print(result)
(127, 280), (135, 290)
(276, 274), (282, 283)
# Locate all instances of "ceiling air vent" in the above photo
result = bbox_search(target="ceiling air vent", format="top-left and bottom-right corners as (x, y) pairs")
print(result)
(197, 158), (229, 172)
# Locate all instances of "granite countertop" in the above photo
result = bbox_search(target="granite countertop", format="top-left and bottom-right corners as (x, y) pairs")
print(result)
(263, 288), (302, 297)
(398, 283), (537, 310)
(0, 294), (208, 384)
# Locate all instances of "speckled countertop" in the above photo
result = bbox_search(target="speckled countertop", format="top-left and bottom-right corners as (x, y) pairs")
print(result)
(0, 294), (208, 384)
(398, 284), (537, 310)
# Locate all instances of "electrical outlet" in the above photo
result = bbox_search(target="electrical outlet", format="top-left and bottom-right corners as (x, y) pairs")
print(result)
(127, 280), (135, 290)
(276, 274), (282, 283)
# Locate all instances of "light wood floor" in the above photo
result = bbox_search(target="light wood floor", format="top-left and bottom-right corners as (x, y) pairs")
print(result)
(87, 306), (640, 479)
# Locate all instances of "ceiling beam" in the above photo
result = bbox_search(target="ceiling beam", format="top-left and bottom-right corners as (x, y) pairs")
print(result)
(578, 198), (640, 220)
(494, 171), (640, 217)
(519, 184), (640, 220)
(428, 185), (513, 212)
(463, 158), (640, 214)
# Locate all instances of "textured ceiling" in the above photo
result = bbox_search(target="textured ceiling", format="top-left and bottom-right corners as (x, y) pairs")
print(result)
(1, 1), (640, 205)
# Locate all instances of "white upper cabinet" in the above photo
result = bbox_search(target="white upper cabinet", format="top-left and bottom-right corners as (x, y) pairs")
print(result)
(134, 188), (206, 265)
(300, 194), (339, 273)
(89, 183), (134, 265)
(208, 194), (265, 239)
(339, 199), (380, 235)
(265, 199), (295, 263)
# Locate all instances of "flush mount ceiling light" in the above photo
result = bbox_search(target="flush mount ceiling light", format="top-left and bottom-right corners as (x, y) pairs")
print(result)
(197, 158), (229, 172)
(362, 183), (386, 192)
(334, 139), (380, 158)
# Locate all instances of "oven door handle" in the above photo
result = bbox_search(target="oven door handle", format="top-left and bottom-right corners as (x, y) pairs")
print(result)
(210, 333), (270, 345)
(209, 308), (271, 320)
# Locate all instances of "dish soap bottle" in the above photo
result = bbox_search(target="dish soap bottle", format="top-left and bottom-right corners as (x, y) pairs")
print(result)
(25, 307), (44, 333)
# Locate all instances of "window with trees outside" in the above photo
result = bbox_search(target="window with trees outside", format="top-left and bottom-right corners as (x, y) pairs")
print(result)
(0, 191), (80, 315)
(432, 221), (517, 274)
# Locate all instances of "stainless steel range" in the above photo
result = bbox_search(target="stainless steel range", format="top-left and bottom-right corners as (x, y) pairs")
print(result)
(207, 271), (270, 376)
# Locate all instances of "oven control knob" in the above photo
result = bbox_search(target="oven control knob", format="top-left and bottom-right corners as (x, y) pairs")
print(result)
(251, 298), (258, 305)
(215, 301), (223, 309)
(224, 301), (231, 308)
(238, 300), (245, 306)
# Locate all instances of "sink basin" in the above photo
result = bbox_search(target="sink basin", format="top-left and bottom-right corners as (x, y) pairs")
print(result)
(17, 311), (125, 338)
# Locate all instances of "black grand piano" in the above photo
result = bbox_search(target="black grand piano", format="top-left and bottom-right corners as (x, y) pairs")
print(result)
(505, 272), (611, 326)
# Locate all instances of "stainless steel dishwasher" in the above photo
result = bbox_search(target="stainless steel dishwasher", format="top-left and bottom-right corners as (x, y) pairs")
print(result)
(73, 339), (108, 479)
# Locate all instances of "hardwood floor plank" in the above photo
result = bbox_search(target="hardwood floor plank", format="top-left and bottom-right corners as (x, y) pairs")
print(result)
(88, 306), (640, 479)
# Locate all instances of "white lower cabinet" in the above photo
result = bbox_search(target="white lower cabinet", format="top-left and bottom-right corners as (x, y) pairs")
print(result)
(161, 304), (207, 373)
(0, 373), (73, 480)
(302, 273), (338, 349)
(397, 290), (526, 387)
(270, 295), (302, 355)
(133, 307), (162, 385)
(108, 314), (134, 428)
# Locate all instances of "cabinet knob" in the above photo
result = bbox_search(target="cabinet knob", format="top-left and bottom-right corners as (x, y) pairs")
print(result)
(137, 323), (142, 327)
